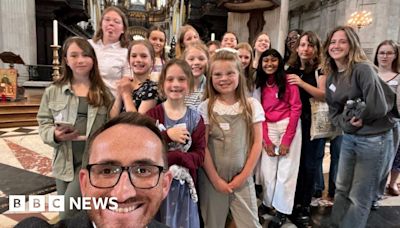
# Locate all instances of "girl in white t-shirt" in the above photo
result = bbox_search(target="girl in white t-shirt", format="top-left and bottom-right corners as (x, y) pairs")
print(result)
(198, 49), (264, 228)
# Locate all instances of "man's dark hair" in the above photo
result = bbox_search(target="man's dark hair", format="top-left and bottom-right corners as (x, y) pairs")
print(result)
(85, 112), (168, 168)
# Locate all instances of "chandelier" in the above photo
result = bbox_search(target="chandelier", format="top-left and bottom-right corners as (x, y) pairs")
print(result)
(347, 0), (373, 29)
(347, 10), (373, 29)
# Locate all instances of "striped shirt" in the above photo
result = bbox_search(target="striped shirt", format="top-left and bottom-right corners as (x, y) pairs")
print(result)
(184, 75), (206, 109)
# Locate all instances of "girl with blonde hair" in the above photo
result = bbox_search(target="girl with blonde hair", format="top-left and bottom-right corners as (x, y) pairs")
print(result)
(324, 26), (395, 228)
(183, 41), (209, 109)
(236, 42), (256, 93)
(147, 25), (167, 82)
(252, 32), (271, 69)
(176, 25), (200, 58)
(198, 49), (264, 228)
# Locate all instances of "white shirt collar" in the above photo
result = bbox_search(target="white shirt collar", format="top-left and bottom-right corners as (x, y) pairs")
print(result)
(98, 39), (121, 49)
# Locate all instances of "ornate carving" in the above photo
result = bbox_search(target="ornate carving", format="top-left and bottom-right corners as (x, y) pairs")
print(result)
(219, 0), (279, 12)
(120, 0), (171, 30)
(129, 11), (147, 19)
(304, 0), (321, 11)
(247, 10), (265, 43)
(128, 26), (148, 38)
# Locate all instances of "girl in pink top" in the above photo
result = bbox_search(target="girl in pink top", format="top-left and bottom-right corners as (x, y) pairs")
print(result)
(255, 49), (302, 227)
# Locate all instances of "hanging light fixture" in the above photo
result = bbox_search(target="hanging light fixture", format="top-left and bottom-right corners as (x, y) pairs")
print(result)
(347, 0), (373, 29)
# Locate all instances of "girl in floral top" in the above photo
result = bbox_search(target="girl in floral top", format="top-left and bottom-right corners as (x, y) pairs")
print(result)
(110, 40), (159, 117)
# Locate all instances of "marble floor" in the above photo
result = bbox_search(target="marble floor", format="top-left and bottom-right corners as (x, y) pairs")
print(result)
(0, 126), (400, 227)
(0, 126), (57, 227)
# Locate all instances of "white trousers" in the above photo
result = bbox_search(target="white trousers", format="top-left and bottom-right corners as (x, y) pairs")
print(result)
(259, 118), (302, 214)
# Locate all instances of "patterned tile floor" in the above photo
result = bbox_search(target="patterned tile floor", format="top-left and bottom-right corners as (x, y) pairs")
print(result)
(0, 126), (57, 227)
(0, 126), (399, 227)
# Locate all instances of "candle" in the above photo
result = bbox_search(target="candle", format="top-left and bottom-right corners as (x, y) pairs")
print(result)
(53, 20), (58, 46)
(211, 33), (215, 41)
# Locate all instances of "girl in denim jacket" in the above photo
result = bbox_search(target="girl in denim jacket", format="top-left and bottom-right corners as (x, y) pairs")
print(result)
(37, 36), (113, 219)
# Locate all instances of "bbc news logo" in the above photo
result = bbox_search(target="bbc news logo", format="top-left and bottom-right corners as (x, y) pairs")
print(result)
(9, 195), (118, 212)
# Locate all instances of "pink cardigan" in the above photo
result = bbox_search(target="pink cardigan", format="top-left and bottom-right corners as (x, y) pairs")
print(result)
(261, 79), (302, 147)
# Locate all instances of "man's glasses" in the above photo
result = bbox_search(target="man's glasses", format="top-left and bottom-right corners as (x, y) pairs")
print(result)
(86, 164), (166, 189)
(378, 51), (396, 56)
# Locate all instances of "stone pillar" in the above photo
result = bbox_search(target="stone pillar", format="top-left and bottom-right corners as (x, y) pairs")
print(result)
(263, 8), (280, 50)
(227, 12), (250, 43)
(0, 0), (37, 85)
(277, 0), (289, 55)
(374, 0), (400, 44)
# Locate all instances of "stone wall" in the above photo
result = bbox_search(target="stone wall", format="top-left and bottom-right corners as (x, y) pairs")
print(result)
(289, 0), (400, 59)
(0, 0), (37, 85)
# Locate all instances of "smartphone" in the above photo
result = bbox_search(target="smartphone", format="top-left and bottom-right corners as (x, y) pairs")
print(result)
(54, 121), (74, 128)
(73, 135), (88, 141)
(55, 121), (76, 134)
(274, 146), (280, 156)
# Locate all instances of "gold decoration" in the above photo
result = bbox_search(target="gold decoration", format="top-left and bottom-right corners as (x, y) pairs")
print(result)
(50, 45), (61, 81)
(347, 0), (373, 30)
(347, 10), (372, 29)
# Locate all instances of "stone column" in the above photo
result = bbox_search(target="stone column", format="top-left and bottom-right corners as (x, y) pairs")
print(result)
(277, 0), (289, 55)
(0, 0), (37, 85)
(263, 8), (280, 50)
(227, 12), (250, 43)
(375, 0), (400, 44)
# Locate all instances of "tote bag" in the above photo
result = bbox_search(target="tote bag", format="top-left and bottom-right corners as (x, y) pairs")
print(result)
(310, 70), (341, 140)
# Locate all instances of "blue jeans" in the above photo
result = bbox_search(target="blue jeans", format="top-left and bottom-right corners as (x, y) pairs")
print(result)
(330, 130), (393, 228)
(314, 136), (343, 198)
(375, 122), (399, 201)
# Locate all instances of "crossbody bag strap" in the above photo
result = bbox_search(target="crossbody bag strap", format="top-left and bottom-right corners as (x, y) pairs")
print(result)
(315, 69), (320, 88)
